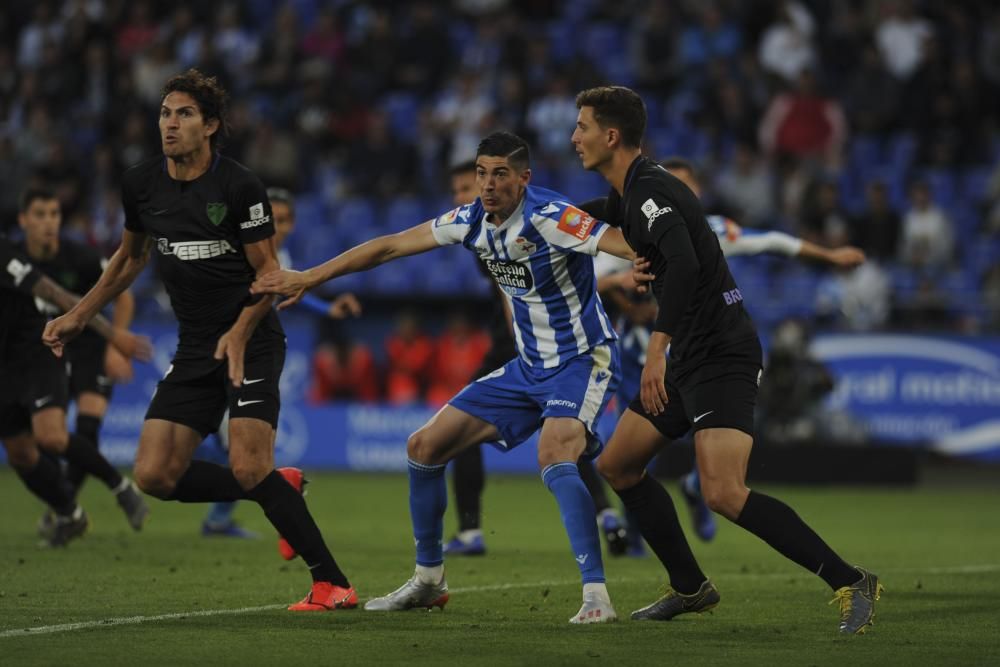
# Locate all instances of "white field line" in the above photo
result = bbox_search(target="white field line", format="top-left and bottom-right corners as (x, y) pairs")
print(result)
(2, 563), (998, 640)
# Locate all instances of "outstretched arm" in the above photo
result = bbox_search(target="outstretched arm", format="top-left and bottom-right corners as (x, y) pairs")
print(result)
(251, 221), (440, 308)
(596, 227), (636, 261)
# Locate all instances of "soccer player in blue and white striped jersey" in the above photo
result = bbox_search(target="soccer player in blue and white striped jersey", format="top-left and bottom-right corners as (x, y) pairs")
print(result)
(252, 131), (636, 624)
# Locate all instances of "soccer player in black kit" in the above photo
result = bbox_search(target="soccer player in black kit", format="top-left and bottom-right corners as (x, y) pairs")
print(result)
(571, 86), (882, 634)
(43, 69), (355, 611)
(1, 237), (151, 546)
(16, 187), (140, 533)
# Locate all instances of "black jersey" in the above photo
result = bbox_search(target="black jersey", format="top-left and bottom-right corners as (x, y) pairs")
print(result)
(0, 237), (45, 367)
(611, 156), (757, 381)
(17, 238), (106, 355)
(122, 154), (283, 349)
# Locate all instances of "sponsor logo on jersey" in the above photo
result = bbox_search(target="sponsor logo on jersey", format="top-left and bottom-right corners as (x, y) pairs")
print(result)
(240, 202), (271, 230)
(557, 206), (596, 240)
(156, 238), (236, 261)
(722, 288), (744, 305)
(5, 258), (33, 286)
(484, 258), (533, 297)
(206, 202), (228, 226)
(640, 198), (674, 231)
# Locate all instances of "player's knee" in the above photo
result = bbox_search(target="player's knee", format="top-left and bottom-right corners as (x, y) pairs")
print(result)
(595, 455), (641, 490)
(406, 429), (444, 465)
(2, 441), (38, 470)
(231, 459), (269, 490)
(34, 431), (68, 454)
(133, 464), (176, 499)
(701, 481), (746, 520)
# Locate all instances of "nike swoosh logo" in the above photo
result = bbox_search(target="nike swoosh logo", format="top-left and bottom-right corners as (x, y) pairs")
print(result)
(693, 411), (714, 423)
(236, 399), (265, 407)
(34, 395), (53, 408)
(242, 377), (265, 385)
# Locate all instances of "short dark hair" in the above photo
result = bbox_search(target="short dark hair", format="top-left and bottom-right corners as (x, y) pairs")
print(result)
(160, 68), (230, 149)
(476, 131), (530, 171)
(659, 156), (699, 186)
(19, 186), (58, 213)
(575, 86), (646, 149)
(449, 159), (477, 176)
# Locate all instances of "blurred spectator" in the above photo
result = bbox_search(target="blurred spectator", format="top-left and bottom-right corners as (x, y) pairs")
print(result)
(243, 120), (301, 192)
(300, 8), (343, 71)
(384, 312), (435, 405)
(345, 110), (418, 199)
(816, 261), (892, 331)
(170, 6), (204, 68)
(254, 4), (300, 96)
(893, 276), (956, 332)
(310, 337), (379, 404)
(679, 3), (742, 72)
(427, 312), (490, 406)
(758, 1), (816, 83)
(898, 180), (955, 270)
(799, 180), (850, 246)
(630, 0), (677, 95)
(759, 69), (847, 169)
(981, 8), (1000, 86)
(395, 3), (451, 94)
(17, 3), (64, 69)
(133, 40), (179, 107)
(983, 264), (1000, 332)
(525, 73), (578, 166)
(986, 161), (1000, 235)
(876, 0), (932, 81)
(116, 1), (158, 63)
(714, 142), (776, 227)
(432, 69), (495, 167)
(850, 182), (901, 261)
(843, 43), (899, 136)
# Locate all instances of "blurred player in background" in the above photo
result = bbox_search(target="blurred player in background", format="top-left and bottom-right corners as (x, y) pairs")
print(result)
(15, 186), (142, 537)
(1, 236), (151, 546)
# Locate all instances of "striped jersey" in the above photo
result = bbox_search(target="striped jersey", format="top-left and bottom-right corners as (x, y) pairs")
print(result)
(431, 185), (617, 369)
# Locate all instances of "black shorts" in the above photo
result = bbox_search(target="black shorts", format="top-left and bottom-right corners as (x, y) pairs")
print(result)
(0, 354), (70, 438)
(68, 347), (114, 400)
(629, 338), (762, 439)
(145, 340), (285, 437)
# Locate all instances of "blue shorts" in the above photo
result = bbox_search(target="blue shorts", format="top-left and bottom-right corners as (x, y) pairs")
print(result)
(449, 344), (620, 459)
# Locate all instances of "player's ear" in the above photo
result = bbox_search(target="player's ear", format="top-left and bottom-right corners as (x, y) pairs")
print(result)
(520, 168), (532, 186)
(204, 117), (219, 139)
(606, 127), (620, 150)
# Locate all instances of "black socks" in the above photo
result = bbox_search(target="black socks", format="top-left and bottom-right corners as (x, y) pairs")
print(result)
(452, 445), (484, 532)
(166, 460), (249, 502)
(616, 474), (706, 594)
(63, 433), (123, 490)
(16, 456), (77, 516)
(735, 490), (858, 590)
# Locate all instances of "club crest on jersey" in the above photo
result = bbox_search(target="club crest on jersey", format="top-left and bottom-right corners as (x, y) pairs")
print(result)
(557, 206), (596, 240)
(206, 202), (227, 226)
(515, 236), (536, 255)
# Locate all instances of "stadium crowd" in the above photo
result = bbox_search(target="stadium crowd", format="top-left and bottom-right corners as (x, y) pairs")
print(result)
(2, 0), (999, 352)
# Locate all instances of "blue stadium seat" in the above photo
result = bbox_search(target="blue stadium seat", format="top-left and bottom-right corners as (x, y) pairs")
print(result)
(546, 22), (577, 63)
(365, 255), (426, 294)
(383, 197), (429, 234)
(558, 169), (607, 204)
(333, 198), (379, 247)
(380, 92), (421, 143)
(921, 168), (958, 211)
(647, 127), (680, 160)
(961, 167), (993, 206)
(887, 132), (918, 171)
(850, 135), (883, 173)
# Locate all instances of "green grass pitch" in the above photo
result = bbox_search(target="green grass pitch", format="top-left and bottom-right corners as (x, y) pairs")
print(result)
(1, 469), (998, 666)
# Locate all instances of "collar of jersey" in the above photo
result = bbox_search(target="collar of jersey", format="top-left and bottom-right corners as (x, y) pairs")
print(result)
(623, 155), (646, 195)
(484, 195), (526, 232)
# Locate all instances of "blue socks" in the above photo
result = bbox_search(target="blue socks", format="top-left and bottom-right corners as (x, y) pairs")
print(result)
(409, 458), (448, 567)
(205, 501), (237, 525)
(542, 462), (605, 584)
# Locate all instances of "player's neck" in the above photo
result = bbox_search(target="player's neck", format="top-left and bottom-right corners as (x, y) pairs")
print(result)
(25, 238), (56, 261)
(601, 148), (642, 196)
(166, 145), (213, 181)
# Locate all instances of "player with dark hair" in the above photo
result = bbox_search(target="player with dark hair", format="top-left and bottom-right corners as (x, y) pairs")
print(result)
(43, 69), (355, 611)
(444, 161), (628, 557)
(2, 236), (151, 546)
(16, 187), (143, 536)
(254, 131), (636, 623)
(572, 85), (881, 634)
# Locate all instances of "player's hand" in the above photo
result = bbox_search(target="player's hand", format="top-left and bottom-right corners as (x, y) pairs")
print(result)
(109, 328), (153, 362)
(42, 313), (87, 358)
(640, 352), (669, 416)
(829, 246), (866, 268)
(214, 327), (249, 388)
(632, 256), (655, 294)
(328, 293), (362, 319)
(104, 345), (135, 382)
(250, 269), (310, 310)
